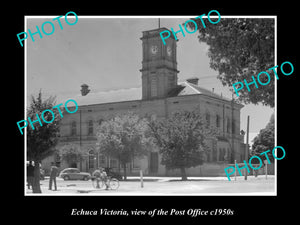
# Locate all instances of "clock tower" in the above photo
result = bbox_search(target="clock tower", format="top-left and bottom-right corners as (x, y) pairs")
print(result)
(140, 27), (179, 100)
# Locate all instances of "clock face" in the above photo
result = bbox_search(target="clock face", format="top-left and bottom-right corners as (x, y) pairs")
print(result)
(167, 46), (172, 56)
(150, 45), (158, 55)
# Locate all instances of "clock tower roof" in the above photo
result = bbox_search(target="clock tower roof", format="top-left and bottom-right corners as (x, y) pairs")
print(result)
(140, 27), (175, 40)
(140, 26), (178, 100)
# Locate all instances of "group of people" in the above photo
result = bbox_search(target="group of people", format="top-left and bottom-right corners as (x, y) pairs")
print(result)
(26, 161), (58, 191)
(27, 161), (109, 191)
(92, 167), (109, 190)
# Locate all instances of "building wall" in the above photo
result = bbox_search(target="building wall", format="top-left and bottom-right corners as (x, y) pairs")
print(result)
(43, 93), (244, 177)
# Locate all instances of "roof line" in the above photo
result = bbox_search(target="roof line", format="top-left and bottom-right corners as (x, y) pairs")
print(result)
(182, 81), (201, 94)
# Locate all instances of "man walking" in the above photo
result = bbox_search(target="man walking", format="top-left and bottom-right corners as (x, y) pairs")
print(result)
(49, 162), (58, 191)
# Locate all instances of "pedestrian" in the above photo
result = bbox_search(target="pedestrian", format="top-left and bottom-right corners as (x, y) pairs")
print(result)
(100, 167), (109, 190)
(92, 167), (109, 190)
(27, 161), (34, 189)
(92, 168), (101, 188)
(49, 162), (58, 191)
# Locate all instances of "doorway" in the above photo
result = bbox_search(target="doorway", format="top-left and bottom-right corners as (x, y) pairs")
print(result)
(149, 152), (159, 174)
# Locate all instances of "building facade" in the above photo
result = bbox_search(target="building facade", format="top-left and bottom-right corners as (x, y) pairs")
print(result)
(42, 27), (246, 177)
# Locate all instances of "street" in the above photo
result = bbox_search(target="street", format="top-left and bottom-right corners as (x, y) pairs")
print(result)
(26, 175), (275, 195)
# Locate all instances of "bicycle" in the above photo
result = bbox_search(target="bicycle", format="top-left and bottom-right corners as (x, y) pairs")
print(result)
(91, 176), (120, 190)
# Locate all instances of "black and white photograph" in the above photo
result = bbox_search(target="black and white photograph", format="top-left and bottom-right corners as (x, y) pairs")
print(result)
(23, 15), (277, 196)
(14, 6), (297, 222)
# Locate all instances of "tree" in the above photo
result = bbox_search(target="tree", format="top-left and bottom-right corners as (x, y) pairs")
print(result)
(148, 110), (218, 180)
(186, 18), (275, 107)
(251, 113), (275, 162)
(59, 144), (85, 168)
(96, 113), (151, 180)
(27, 90), (61, 193)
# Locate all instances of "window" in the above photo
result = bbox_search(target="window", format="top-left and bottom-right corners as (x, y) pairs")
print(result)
(98, 119), (104, 125)
(132, 157), (141, 169)
(227, 118), (231, 133)
(216, 115), (220, 128)
(150, 76), (158, 97)
(66, 169), (79, 173)
(88, 150), (95, 169)
(110, 158), (118, 168)
(206, 152), (211, 162)
(99, 155), (106, 167)
(218, 148), (225, 161)
(71, 121), (76, 136)
(167, 74), (174, 91)
(212, 147), (217, 162)
(232, 119), (236, 134)
(226, 148), (230, 161)
(206, 112), (210, 126)
(88, 120), (93, 135)
(149, 152), (158, 173)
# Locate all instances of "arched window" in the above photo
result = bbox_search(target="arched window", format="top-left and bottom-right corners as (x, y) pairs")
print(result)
(219, 148), (225, 161)
(99, 154), (106, 167)
(216, 114), (220, 128)
(88, 149), (95, 169)
(227, 117), (231, 133)
(232, 119), (236, 134)
(71, 121), (76, 136)
(206, 112), (210, 126)
(98, 119), (104, 125)
(88, 120), (93, 135)
(212, 146), (217, 162)
(225, 148), (230, 161)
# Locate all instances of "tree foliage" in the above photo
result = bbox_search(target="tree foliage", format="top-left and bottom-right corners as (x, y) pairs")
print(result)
(59, 144), (86, 168)
(251, 113), (275, 161)
(27, 90), (61, 193)
(186, 18), (275, 107)
(148, 110), (218, 180)
(96, 112), (151, 179)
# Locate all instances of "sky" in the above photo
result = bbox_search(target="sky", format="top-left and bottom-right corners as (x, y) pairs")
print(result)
(26, 16), (274, 144)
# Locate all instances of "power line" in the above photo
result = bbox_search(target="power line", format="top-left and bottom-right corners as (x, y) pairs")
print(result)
(198, 75), (218, 79)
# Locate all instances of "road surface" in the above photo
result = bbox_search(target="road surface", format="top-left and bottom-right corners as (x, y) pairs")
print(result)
(26, 175), (275, 195)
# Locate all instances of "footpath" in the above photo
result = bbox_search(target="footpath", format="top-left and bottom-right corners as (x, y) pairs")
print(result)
(26, 175), (275, 195)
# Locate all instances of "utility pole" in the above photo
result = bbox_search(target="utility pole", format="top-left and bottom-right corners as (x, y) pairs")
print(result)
(234, 160), (237, 181)
(231, 92), (234, 165)
(140, 169), (144, 188)
(245, 115), (250, 180)
(79, 108), (82, 171)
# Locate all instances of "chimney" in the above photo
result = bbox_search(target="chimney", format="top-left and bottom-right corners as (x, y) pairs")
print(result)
(80, 84), (90, 96)
(186, 77), (199, 85)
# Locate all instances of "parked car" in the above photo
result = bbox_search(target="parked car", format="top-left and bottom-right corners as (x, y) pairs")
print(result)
(104, 167), (123, 180)
(59, 168), (91, 181)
